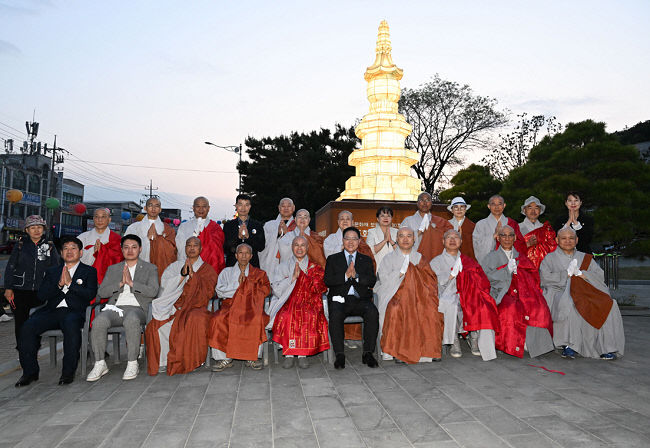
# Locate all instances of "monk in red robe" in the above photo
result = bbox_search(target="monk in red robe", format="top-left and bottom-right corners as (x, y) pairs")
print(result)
(209, 243), (271, 371)
(270, 236), (329, 369)
(78, 208), (124, 284)
(519, 196), (557, 269)
(146, 237), (218, 375)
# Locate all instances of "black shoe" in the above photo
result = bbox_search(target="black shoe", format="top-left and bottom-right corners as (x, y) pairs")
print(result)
(334, 353), (346, 370)
(362, 352), (378, 368)
(15, 373), (39, 387)
(58, 374), (74, 385)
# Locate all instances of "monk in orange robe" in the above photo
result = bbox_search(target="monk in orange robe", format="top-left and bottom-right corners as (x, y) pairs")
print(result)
(209, 243), (271, 371)
(145, 236), (217, 375)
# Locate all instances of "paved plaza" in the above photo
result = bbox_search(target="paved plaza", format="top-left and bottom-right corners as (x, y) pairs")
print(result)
(0, 285), (648, 448)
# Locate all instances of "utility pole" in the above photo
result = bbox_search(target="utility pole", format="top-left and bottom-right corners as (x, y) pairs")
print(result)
(43, 135), (67, 235)
(140, 180), (159, 208)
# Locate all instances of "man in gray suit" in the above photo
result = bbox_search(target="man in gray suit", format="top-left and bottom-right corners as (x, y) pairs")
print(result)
(87, 234), (160, 381)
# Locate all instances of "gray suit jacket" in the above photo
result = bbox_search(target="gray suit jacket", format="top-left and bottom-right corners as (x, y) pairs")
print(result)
(97, 260), (159, 310)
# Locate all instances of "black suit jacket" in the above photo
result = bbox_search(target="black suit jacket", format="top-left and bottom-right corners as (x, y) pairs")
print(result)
(324, 251), (376, 301)
(223, 217), (266, 268)
(38, 262), (98, 314)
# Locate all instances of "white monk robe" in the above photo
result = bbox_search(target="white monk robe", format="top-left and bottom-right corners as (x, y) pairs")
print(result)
(473, 214), (509, 264)
(482, 247), (554, 357)
(366, 225), (398, 273)
(430, 250), (497, 361)
(375, 249), (434, 362)
(259, 215), (294, 274)
(278, 228), (312, 263)
(211, 264), (263, 360)
(540, 249), (625, 358)
(519, 218), (543, 236)
(267, 255), (310, 328)
(323, 229), (343, 258)
(125, 216), (165, 262)
(151, 257), (205, 368)
(78, 227), (110, 266)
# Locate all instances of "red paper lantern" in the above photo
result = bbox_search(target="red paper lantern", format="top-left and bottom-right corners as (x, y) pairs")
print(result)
(163, 217), (172, 224)
(173, 218), (181, 226)
(72, 203), (87, 215)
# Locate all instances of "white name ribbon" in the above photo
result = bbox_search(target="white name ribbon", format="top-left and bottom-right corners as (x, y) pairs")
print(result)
(418, 213), (430, 233)
(332, 295), (345, 304)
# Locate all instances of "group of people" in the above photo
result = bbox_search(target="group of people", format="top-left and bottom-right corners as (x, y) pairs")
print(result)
(3, 189), (624, 388)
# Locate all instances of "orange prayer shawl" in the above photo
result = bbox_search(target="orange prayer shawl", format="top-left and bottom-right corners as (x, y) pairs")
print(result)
(417, 216), (454, 262)
(145, 262), (218, 375)
(569, 254), (613, 329)
(208, 267), (271, 360)
(305, 233), (327, 268)
(380, 258), (444, 364)
(150, 223), (178, 280)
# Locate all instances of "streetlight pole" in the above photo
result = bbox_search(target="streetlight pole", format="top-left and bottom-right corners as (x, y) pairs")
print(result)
(204, 142), (243, 192)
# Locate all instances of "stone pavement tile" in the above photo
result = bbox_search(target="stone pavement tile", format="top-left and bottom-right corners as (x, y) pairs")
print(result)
(523, 415), (609, 447)
(469, 405), (537, 436)
(99, 418), (157, 448)
(392, 411), (452, 443)
(600, 409), (650, 436)
(65, 409), (124, 439)
(44, 400), (103, 425)
(362, 373), (399, 391)
(306, 395), (347, 419)
(382, 364), (424, 381)
(346, 403), (396, 431)
(179, 369), (212, 386)
(233, 398), (272, 427)
(14, 423), (76, 448)
(438, 384), (494, 408)
(544, 398), (614, 426)
(335, 383), (377, 407)
(502, 433), (560, 448)
(312, 416), (365, 448)
(206, 373), (240, 392)
(141, 425), (191, 448)
(576, 423), (650, 447)
(185, 414), (231, 448)
(230, 423), (272, 448)
(492, 396), (555, 419)
(198, 392), (236, 416)
(397, 378), (438, 398)
(1, 411), (51, 443)
(297, 359), (330, 379)
(123, 395), (170, 420)
(238, 380), (269, 400)
(58, 436), (106, 448)
(358, 428), (411, 447)
(300, 377), (336, 396)
(414, 390), (476, 425)
(328, 369), (365, 386)
(170, 385), (208, 405)
(272, 405), (314, 438)
(441, 421), (509, 448)
(273, 432), (319, 448)
(271, 384), (304, 402)
(75, 381), (121, 402)
(99, 388), (146, 411)
(374, 389), (422, 415)
(412, 441), (461, 448)
(157, 402), (200, 427)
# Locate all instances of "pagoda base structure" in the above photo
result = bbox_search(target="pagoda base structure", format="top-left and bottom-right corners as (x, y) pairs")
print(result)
(315, 199), (451, 239)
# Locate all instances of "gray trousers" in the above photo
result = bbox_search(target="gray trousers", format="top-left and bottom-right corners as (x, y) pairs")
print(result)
(91, 306), (146, 362)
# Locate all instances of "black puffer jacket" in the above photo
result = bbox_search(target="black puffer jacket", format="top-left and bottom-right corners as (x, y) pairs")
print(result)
(3, 236), (61, 291)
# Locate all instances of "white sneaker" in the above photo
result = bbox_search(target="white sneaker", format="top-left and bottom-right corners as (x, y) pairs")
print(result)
(450, 337), (462, 358)
(469, 332), (481, 356)
(0, 314), (13, 322)
(122, 361), (139, 380)
(86, 360), (109, 382)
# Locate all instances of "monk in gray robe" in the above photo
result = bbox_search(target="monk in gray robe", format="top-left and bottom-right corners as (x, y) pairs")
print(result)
(430, 230), (498, 361)
(481, 226), (554, 358)
(400, 192), (452, 258)
(259, 197), (295, 274)
(540, 228), (625, 360)
(375, 227), (443, 363)
(472, 195), (526, 264)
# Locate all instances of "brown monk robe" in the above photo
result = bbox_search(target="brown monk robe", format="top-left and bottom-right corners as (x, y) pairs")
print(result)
(209, 245), (271, 361)
(458, 219), (476, 260)
(149, 222), (177, 280)
(417, 215), (454, 262)
(377, 228), (444, 363)
(146, 237), (218, 375)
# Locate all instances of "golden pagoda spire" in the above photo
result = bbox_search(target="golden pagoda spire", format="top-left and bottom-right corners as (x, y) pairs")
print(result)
(337, 21), (421, 201)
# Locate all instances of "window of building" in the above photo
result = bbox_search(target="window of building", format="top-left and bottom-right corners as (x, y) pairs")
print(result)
(12, 204), (25, 218)
(62, 192), (82, 207)
(62, 213), (81, 226)
(26, 206), (39, 216)
(11, 170), (26, 190)
(28, 174), (40, 193)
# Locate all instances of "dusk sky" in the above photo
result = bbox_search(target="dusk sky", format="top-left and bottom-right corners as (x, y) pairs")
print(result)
(1, 0), (648, 219)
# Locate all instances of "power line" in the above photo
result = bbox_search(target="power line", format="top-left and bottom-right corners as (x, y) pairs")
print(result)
(65, 152), (143, 187)
(70, 159), (237, 174)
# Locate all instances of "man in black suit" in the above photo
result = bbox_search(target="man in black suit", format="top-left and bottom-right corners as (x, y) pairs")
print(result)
(324, 226), (379, 369)
(223, 194), (265, 268)
(15, 236), (98, 387)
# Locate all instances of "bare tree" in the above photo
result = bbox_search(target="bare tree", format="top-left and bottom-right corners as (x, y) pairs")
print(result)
(482, 113), (562, 180)
(399, 75), (507, 195)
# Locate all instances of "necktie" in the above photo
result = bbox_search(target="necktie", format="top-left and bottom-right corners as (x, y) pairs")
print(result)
(347, 254), (359, 297)
(348, 254), (353, 266)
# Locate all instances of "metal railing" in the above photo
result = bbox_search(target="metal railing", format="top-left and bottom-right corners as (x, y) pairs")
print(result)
(593, 252), (620, 290)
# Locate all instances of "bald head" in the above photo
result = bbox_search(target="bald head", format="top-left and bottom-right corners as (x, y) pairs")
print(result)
(292, 235), (308, 260)
(337, 210), (353, 230)
(193, 196), (210, 219)
(396, 227), (415, 253)
(278, 197), (295, 219)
